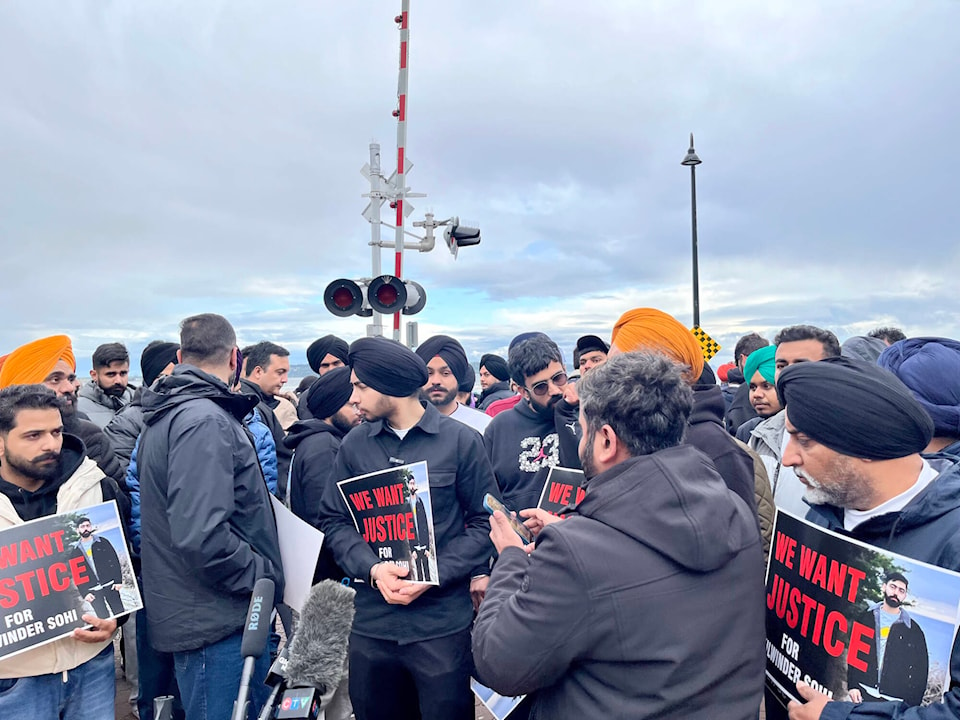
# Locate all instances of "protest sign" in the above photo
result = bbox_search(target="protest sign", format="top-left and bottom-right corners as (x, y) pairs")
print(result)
(766, 510), (960, 710)
(536, 467), (585, 516)
(270, 495), (324, 611)
(0, 500), (142, 660)
(471, 678), (524, 720)
(337, 461), (438, 585)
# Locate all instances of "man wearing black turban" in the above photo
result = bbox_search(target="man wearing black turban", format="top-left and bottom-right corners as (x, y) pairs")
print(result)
(415, 334), (490, 434)
(478, 353), (513, 411)
(775, 356), (960, 720)
(316, 336), (499, 720)
(299, 335), (350, 420)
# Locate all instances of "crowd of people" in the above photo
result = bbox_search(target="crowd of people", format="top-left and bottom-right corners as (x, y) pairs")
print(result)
(0, 309), (957, 720)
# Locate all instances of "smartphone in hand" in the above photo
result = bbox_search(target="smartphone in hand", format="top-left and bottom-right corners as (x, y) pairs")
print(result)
(483, 493), (535, 544)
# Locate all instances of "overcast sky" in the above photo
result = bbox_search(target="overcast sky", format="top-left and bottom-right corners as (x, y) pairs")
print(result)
(2, 0), (958, 373)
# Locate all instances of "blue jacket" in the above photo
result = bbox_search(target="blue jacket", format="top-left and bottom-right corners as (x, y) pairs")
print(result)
(806, 456), (960, 720)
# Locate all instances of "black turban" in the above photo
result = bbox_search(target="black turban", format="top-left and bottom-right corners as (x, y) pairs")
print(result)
(306, 366), (353, 420)
(415, 335), (469, 384)
(777, 356), (933, 460)
(480, 353), (509, 382)
(140, 342), (179, 386)
(307, 335), (349, 374)
(575, 334), (609, 356)
(458, 362), (476, 393)
(349, 337), (428, 398)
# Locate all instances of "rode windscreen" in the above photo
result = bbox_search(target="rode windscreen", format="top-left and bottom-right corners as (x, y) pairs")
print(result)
(285, 580), (356, 691)
(241, 577), (275, 659)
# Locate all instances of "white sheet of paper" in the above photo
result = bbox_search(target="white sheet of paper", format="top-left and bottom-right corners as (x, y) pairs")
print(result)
(270, 495), (325, 612)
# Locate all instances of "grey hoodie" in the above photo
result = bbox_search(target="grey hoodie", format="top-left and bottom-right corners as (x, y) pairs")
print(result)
(473, 444), (766, 719)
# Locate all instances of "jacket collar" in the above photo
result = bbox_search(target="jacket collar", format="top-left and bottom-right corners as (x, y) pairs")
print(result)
(370, 401), (441, 438)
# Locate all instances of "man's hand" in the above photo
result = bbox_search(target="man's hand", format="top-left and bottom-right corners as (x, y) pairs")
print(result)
(847, 689), (862, 703)
(788, 681), (831, 720)
(519, 508), (562, 537)
(371, 563), (428, 606)
(73, 615), (117, 643)
(84, 593), (95, 603)
(489, 511), (525, 554)
(278, 390), (299, 405)
(562, 381), (579, 405)
(470, 575), (489, 611)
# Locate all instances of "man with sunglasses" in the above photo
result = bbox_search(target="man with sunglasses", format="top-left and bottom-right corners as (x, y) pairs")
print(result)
(484, 334), (566, 512)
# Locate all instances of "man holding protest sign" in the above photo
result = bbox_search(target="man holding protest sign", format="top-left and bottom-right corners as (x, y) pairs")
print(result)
(317, 336), (498, 720)
(774, 356), (960, 720)
(0, 385), (129, 720)
(473, 352), (765, 719)
(70, 515), (125, 619)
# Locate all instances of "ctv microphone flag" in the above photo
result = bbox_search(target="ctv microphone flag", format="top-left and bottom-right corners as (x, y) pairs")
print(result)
(337, 461), (439, 585)
(0, 500), (142, 660)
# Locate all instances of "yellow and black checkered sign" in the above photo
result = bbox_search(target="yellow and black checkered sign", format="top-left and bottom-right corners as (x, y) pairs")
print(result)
(690, 326), (721, 362)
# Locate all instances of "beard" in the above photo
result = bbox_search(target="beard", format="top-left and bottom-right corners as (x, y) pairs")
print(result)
(796, 461), (874, 509)
(4, 449), (62, 484)
(579, 430), (598, 480)
(101, 383), (126, 398)
(331, 408), (361, 435)
(423, 386), (457, 408)
(60, 390), (78, 416)
(79, 529), (94, 538)
(883, 592), (903, 608)
(528, 393), (561, 420)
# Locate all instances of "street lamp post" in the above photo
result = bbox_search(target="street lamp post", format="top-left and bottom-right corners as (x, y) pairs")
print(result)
(681, 133), (702, 328)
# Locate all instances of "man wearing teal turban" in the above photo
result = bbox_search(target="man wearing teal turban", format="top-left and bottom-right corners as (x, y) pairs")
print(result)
(743, 345), (780, 419)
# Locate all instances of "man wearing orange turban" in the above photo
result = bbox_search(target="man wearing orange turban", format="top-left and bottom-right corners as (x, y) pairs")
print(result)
(608, 308), (770, 557)
(0, 335), (76, 390)
(0, 336), (124, 486)
(610, 308), (704, 381)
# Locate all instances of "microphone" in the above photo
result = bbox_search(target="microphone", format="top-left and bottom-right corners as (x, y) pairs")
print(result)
(268, 580), (356, 719)
(232, 577), (275, 720)
(285, 580), (356, 691)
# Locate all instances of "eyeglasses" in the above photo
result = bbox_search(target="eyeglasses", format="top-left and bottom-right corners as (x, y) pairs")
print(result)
(527, 371), (568, 397)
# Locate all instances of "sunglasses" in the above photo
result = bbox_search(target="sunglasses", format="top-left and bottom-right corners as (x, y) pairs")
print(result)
(527, 371), (568, 397)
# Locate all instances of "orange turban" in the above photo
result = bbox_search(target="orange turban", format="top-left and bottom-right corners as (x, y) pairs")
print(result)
(610, 308), (704, 382)
(0, 335), (76, 389)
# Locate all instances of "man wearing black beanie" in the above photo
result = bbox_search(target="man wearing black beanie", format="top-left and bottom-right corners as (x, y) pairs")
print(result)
(772, 356), (960, 720)
(316, 337), (498, 720)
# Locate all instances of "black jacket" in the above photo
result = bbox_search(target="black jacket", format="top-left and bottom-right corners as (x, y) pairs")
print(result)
(103, 386), (146, 470)
(473, 446), (766, 719)
(0, 433), (129, 524)
(284, 419), (347, 582)
(553, 398), (582, 470)
(848, 605), (928, 706)
(139, 365), (284, 653)
(318, 403), (497, 642)
(240, 378), (292, 499)
(63, 412), (127, 491)
(70, 536), (124, 595)
(484, 399), (560, 512)
(477, 381), (513, 411)
(686, 385), (758, 515)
